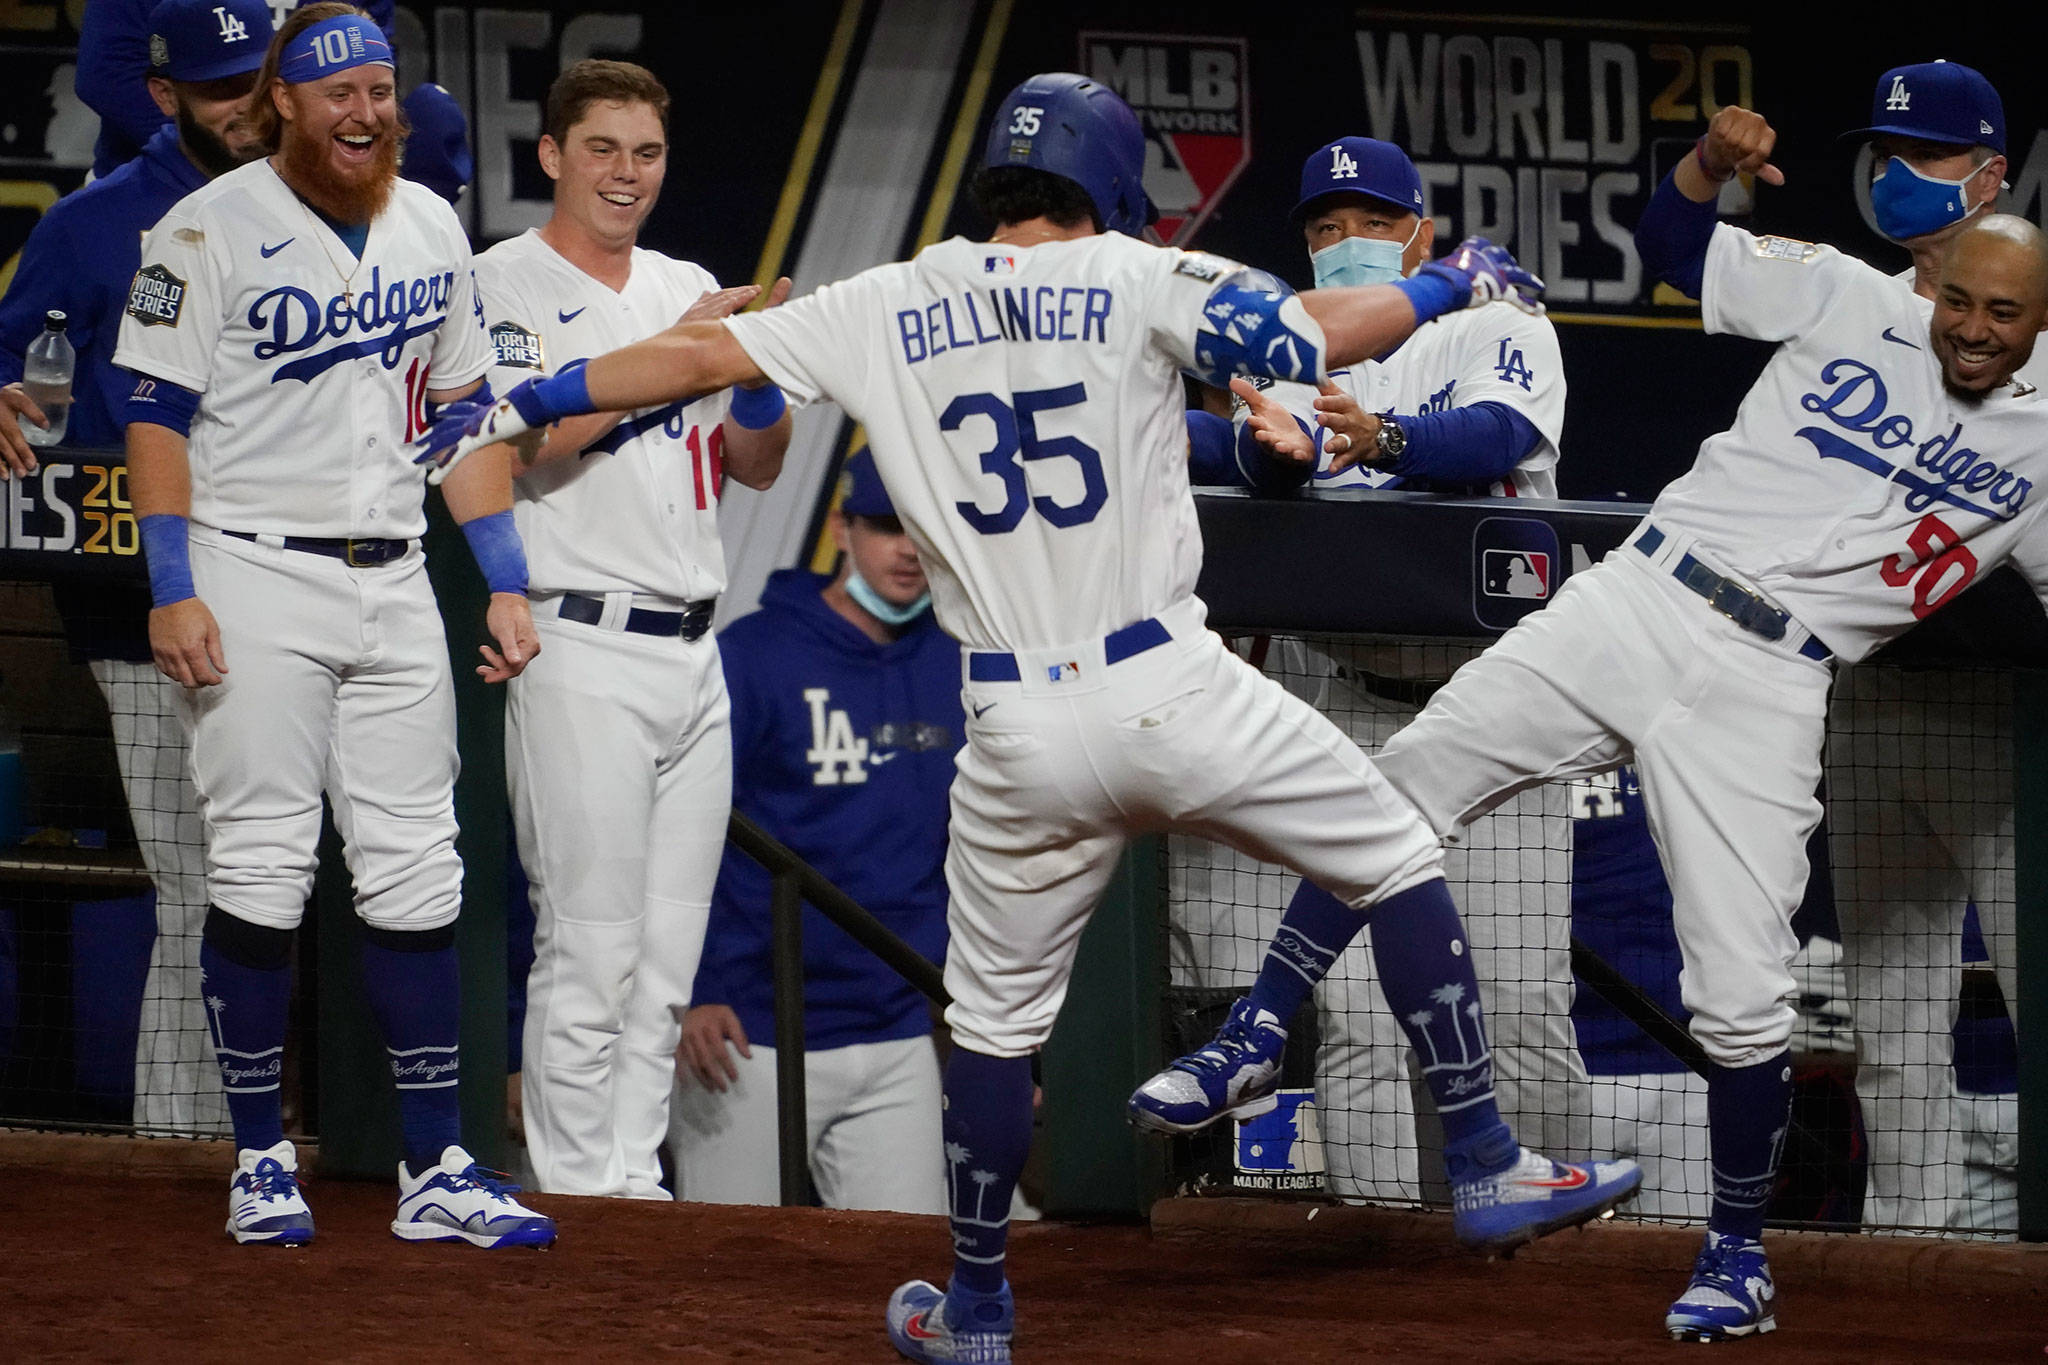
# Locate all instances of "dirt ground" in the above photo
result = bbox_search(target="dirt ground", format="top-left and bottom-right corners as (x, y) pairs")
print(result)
(1, 1162), (2042, 1363)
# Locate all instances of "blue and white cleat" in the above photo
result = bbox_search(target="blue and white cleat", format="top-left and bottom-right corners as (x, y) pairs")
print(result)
(392, 1145), (556, 1249)
(226, 1140), (314, 1246)
(1666, 1232), (1776, 1342)
(886, 1279), (1013, 1365)
(1126, 997), (1287, 1135)
(1449, 1146), (1642, 1254)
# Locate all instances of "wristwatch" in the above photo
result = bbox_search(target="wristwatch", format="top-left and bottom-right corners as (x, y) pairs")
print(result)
(1374, 414), (1407, 463)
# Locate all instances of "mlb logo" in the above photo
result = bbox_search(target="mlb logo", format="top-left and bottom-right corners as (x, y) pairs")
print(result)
(1235, 1090), (1325, 1175)
(1472, 516), (1562, 631)
(1482, 549), (1550, 600)
(985, 254), (1016, 275)
(1047, 661), (1081, 682)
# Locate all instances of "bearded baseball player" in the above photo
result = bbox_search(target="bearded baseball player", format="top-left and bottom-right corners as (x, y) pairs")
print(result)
(418, 71), (1640, 1364)
(1828, 60), (2028, 1233)
(1212, 109), (2048, 1338)
(1171, 134), (1588, 1202)
(115, 3), (553, 1248)
(472, 58), (792, 1199)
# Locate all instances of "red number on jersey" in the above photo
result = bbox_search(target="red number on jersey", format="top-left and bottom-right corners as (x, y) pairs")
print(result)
(402, 357), (431, 444)
(1879, 513), (1978, 619)
(685, 424), (726, 509)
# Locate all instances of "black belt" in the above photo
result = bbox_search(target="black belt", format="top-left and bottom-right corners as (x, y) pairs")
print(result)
(556, 592), (716, 642)
(1634, 527), (1831, 662)
(225, 531), (411, 567)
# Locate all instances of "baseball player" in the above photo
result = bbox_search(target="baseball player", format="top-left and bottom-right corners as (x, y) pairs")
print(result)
(1169, 136), (1587, 1201)
(1216, 105), (2048, 1338)
(418, 71), (1640, 1364)
(1829, 60), (2028, 1233)
(473, 58), (792, 1199)
(76, 0), (395, 177)
(671, 448), (956, 1214)
(114, 4), (552, 1248)
(0, 0), (272, 1138)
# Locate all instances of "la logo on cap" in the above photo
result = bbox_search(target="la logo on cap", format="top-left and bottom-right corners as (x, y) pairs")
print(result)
(1886, 75), (1911, 110)
(215, 5), (250, 41)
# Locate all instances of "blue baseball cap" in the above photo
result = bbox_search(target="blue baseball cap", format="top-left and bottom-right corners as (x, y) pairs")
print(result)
(1293, 137), (1425, 220)
(147, 0), (271, 83)
(838, 448), (895, 519)
(1842, 61), (2005, 155)
(401, 84), (474, 206)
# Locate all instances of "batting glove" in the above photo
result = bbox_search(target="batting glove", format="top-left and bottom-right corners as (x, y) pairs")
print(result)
(1417, 236), (1547, 316)
(413, 363), (586, 482)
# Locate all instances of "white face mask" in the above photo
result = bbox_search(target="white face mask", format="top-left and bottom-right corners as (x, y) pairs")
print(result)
(1309, 217), (1421, 289)
(846, 567), (930, 626)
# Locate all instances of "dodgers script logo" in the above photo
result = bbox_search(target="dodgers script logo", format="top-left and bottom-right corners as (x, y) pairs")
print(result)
(1795, 358), (2031, 521)
(247, 268), (456, 384)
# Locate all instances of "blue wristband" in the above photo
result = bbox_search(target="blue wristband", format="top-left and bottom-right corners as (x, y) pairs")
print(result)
(1392, 270), (1464, 327)
(509, 358), (594, 426)
(459, 509), (528, 596)
(140, 513), (195, 607)
(728, 382), (786, 430)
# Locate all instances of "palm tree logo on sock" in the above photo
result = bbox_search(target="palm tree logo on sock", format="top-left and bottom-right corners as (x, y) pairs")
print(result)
(204, 993), (227, 1050)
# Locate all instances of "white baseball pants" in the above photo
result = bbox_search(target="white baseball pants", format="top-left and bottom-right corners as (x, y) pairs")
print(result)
(668, 1034), (946, 1213)
(511, 612), (730, 1198)
(178, 530), (462, 933)
(1377, 544), (1829, 1070)
(942, 598), (1444, 1059)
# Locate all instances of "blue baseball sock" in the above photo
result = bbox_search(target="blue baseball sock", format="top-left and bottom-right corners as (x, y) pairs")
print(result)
(1247, 880), (1366, 1026)
(1706, 1051), (1793, 1243)
(360, 925), (463, 1171)
(1369, 878), (1516, 1174)
(943, 1046), (1033, 1296)
(198, 907), (293, 1154)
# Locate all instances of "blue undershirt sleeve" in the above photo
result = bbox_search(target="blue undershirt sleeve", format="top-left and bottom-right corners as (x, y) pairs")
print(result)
(1634, 165), (1719, 300)
(1382, 401), (1542, 484)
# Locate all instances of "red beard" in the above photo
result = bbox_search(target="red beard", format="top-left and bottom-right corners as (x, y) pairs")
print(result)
(277, 118), (404, 225)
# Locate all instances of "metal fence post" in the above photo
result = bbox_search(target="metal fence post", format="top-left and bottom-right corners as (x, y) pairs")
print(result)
(770, 870), (810, 1207)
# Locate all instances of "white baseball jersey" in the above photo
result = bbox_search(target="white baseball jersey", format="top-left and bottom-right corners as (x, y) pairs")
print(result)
(725, 233), (1261, 652)
(475, 230), (732, 603)
(1254, 302), (1563, 497)
(1650, 223), (2048, 662)
(114, 160), (492, 539)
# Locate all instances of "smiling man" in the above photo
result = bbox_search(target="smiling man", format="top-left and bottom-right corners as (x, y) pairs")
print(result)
(471, 59), (793, 1199)
(114, 1), (553, 1250)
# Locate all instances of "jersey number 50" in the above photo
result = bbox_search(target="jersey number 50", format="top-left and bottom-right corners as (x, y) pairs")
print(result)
(1879, 512), (1978, 619)
(945, 384), (1107, 534)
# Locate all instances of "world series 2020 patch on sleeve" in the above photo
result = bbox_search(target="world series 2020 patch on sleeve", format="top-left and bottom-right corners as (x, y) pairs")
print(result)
(1751, 235), (1821, 264)
(489, 320), (545, 370)
(126, 263), (187, 327)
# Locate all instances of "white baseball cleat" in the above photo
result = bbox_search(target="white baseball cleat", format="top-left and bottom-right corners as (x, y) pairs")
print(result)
(226, 1139), (314, 1246)
(391, 1145), (556, 1248)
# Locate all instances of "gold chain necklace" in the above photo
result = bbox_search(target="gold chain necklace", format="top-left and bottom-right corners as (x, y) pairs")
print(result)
(294, 192), (366, 304)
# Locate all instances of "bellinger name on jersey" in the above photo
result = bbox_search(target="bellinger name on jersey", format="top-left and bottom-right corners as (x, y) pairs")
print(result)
(896, 283), (1113, 365)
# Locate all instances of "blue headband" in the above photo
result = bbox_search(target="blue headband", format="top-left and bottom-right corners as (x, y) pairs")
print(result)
(278, 15), (393, 84)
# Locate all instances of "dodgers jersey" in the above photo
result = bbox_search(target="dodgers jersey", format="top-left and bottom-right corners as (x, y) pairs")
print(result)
(1650, 223), (2048, 663)
(1258, 302), (1563, 496)
(725, 233), (1265, 652)
(476, 230), (732, 603)
(114, 160), (492, 540)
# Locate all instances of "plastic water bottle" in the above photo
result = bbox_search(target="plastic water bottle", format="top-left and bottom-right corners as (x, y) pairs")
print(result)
(22, 309), (73, 448)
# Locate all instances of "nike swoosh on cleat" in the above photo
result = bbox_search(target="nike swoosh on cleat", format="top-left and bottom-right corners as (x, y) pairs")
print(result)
(260, 239), (294, 258)
(558, 307), (587, 323)
(1881, 327), (1920, 349)
(1522, 1167), (1591, 1190)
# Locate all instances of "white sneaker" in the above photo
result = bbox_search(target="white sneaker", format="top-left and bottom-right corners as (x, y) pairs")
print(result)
(392, 1145), (556, 1248)
(227, 1140), (314, 1246)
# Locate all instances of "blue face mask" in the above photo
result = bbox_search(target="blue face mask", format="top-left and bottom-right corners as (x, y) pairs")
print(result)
(846, 568), (930, 626)
(1869, 154), (1994, 242)
(1310, 220), (1420, 289)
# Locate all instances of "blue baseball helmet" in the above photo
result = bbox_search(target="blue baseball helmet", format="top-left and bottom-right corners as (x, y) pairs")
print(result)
(982, 72), (1156, 236)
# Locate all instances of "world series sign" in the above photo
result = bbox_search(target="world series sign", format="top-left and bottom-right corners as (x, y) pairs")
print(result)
(1080, 32), (1251, 245)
